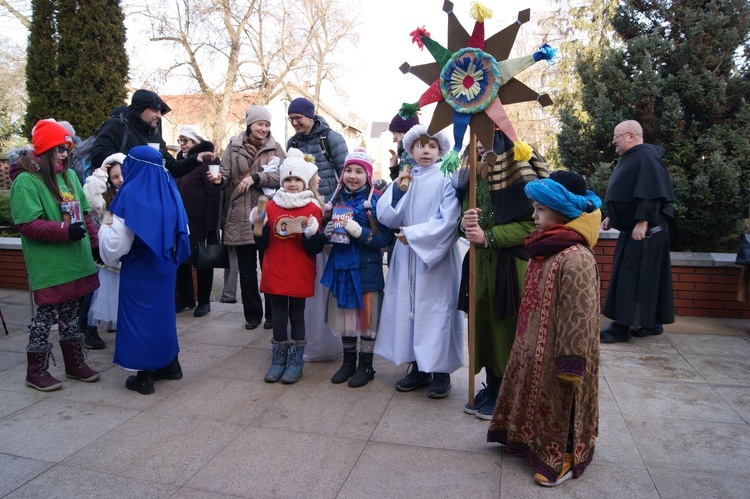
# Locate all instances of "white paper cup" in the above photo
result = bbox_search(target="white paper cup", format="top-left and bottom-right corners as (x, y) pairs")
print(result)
(208, 164), (220, 177)
(148, 142), (160, 151)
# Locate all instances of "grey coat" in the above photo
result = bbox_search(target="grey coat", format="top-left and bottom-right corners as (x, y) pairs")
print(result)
(216, 134), (285, 246)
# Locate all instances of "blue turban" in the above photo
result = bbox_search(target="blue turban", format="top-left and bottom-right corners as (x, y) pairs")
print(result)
(524, 178), (602, 220)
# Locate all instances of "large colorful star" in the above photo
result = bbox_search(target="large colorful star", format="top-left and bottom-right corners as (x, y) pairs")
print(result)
(398, 1), (555, 172)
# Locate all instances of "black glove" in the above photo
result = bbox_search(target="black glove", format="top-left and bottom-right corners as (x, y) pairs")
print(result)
(68, 222), (86, 241)
(91, 246), (103, 264)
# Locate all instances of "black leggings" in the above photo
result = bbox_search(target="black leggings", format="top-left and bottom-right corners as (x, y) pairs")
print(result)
(269, 294), (305, 342)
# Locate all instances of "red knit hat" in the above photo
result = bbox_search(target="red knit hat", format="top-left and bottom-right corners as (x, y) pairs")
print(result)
(32, 120), (73, 155)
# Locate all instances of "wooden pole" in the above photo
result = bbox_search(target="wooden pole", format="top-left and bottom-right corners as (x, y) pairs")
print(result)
(467, 133), (477, 406)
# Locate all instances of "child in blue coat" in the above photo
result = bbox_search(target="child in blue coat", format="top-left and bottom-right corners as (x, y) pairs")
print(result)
(319, 148), (394, 387)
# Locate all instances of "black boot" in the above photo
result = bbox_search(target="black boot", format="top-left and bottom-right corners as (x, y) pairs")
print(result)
(152, 355), (183, 381)
(81, 326), (105, 350)
(331, 351), (357, 383)
(126, 370), (154, 395)
(348, 352), (375, 388)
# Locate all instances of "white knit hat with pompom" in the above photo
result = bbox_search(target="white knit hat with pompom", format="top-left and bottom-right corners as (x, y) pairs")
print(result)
(279, 148), (318, 190)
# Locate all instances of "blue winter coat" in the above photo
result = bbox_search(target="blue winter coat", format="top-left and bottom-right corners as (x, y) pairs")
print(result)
(323, 189), (393, 295)
(286, 116), (348, 198)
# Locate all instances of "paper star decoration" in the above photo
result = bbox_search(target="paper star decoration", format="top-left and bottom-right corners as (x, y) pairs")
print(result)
(398, 1), (556, 174)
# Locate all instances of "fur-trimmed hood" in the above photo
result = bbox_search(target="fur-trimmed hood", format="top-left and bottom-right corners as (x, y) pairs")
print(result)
(7, 146), (37, 182)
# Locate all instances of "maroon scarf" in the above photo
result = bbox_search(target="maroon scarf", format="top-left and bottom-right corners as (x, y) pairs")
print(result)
(525, 225), (585, 259)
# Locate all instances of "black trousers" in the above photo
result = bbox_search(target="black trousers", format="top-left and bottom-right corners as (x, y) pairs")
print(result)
(236, 243), (272, 323)
(176, 264), (213, 306)
(269, 294), (305, 342)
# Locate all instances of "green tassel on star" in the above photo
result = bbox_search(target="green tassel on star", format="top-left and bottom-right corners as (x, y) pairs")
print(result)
(398, 102), (420, 120)
(440, 150), (460, 176)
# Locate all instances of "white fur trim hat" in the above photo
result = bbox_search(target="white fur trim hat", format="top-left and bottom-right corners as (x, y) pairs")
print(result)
(402, 124), (451, 157)
(280, 148), (318, 190)
(179, 125), (207, 144)
(245, 106), (272, 126)
(101, 152), (126, 169)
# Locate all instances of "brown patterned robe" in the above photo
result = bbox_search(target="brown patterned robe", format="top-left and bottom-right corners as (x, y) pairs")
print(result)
(487, 243), (600, 482)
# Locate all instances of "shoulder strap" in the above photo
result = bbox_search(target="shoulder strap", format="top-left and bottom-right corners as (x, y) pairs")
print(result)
(319, 133), (332, 164)
(118, 113), (129, 153)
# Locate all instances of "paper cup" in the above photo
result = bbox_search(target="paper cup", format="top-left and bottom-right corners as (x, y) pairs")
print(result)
(208, 164), (220, 177)
(148, 142), (160, 151)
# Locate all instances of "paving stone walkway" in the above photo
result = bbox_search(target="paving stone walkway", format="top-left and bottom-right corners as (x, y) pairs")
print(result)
(1, 287), (749, 498)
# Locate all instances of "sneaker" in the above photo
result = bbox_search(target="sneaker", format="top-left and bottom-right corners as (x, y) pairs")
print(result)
(475, 390), (498, 420)
(395, 361), (431, 392)
(463, 383), (491, 415)
(534, 453), (573, 487)
(428, 373), (451, 399)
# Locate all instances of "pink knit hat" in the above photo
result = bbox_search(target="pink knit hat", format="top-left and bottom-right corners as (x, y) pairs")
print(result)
(326, 147), (375, 212)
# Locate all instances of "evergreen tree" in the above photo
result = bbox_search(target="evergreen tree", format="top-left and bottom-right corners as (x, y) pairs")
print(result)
(57, 0), (128, 137)
(24, 0), (59, 137)
(558, 0), (750, 252)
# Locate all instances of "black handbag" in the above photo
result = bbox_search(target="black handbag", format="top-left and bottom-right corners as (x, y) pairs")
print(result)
(194, 242), (230, 269)
(736, 233), (750, 266)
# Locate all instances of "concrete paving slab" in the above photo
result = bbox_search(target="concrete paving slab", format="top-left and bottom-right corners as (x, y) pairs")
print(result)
(625, 416), (750, 474)
(650, 468), (750, 499)
(184, 426), (366, 498)
(145, 370), (287, 426)
(370, 387), (495, 454)
(668, 333), (750, 357)
(714, 385), (750, 423)
(0, 388), (45, 418)
(683, 354), (750, 386)
(339, 441), (500, 498)
(0, 398), (138, 462)
(608, 378), (744, 423)
(601, 350), (705, 383)
(254, 375), (394, 440)
(178, 312), (261, 348)
(0, 453), (54, 497)
(593, 411), (647, 468)
(5, 464), (178, 498)
(62, 412), (245, 486)
(498, 454), (660, 498)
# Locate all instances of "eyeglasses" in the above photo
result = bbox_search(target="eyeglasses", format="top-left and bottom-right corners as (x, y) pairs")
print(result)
(612, 132), (632, 141)
(55, 145), (71, 154)
(287, 116), (306, 124)
(178, 138), (191, 144)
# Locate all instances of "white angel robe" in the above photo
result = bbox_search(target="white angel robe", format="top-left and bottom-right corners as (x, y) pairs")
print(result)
(374, 163), (464, 373)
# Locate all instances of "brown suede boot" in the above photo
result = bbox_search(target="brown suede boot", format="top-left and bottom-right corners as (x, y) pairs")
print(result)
(59, 334), (100, 382)
(26, 344), (62, 391)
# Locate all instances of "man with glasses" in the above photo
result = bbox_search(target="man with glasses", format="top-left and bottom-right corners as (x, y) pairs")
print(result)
(600, 120), (675, 343)
(91, 89), (214, 179)
(286, 97), (348, 197)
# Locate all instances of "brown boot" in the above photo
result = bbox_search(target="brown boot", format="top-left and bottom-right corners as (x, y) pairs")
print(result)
(59, 334), (100, 382)
(26, 344), (62, 391)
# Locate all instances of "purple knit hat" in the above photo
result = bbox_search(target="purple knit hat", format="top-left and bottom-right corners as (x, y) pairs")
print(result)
(388, 113), (420, 133)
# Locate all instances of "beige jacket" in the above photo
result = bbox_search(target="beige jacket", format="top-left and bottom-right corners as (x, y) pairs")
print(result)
(217, 134), (285, 246)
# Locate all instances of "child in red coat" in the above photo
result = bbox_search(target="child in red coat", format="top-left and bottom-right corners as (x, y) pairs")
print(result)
(252, 148), (324, 384)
